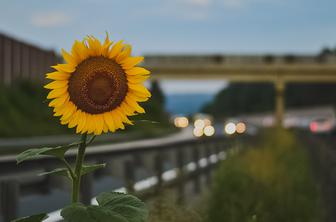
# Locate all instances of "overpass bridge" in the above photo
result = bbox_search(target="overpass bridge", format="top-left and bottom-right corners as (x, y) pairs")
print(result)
(144, 54), (336, 126)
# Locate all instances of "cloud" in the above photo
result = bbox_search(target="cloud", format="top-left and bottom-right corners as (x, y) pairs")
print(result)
(31, 11), (72, 28)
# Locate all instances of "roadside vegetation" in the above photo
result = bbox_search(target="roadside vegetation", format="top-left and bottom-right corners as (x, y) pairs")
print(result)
(149, 130), (323, 222)
(207, 129), (323, 222)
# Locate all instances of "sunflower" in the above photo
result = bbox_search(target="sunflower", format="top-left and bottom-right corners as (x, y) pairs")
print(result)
(45, 34), (151, 135)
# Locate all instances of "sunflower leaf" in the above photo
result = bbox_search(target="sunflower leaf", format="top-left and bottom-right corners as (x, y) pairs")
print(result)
(16, 147), (55, 164)
(81, 163), (106, 176)
(61, 192), (148, 222)
(16, 141), (82, 164)
(42, 145), (72, 159)
(12, 213), (48, 222)
(38, 168), (70, 178)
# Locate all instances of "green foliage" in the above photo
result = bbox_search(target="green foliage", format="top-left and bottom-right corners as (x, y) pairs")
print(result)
(148, 192), (202, 222)
(38, 168), (70, 178)
(202, 82), (336, 118)
(12, 213), (48, 222)
(150, 80), (165, 107)
(61, 192), (148, 222)
(16, 141), (81, 164)
(81, 163), (106, 176)
(0, 80), (70, 137)
(206, 129), (323, 222)
(202, 83), (275, 117)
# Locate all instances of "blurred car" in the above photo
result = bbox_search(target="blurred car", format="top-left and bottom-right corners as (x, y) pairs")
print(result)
(309, 118), (335, 134)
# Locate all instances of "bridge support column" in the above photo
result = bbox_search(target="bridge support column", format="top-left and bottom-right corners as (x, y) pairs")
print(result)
(275, 79), (285, 127)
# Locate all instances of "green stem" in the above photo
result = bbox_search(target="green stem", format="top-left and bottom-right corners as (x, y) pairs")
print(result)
(86, 135), (96, 146)
(61, 158), (76, 180)
(72, 133), (88, 203)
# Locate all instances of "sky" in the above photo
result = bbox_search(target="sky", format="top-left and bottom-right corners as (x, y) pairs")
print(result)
(0, 0), (335, 94)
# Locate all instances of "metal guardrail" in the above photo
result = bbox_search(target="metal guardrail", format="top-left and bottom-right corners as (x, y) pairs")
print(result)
(0, 135), (237, 221)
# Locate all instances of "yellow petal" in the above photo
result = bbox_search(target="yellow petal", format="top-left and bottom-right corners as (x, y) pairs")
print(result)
(115, 109), (133, 125)
(103, 123), (109, 133)
(61, 119), (70, 125)
(116, 45), (132, 63)
(102, 33), (113, 56)
(52, 64), (76, 73)
(128, 84), (151, 97)
(86, 114), (96, 134)
(125, 96), (145, 113)
(127, 75), (150, 84)
(103, 112), (116, 132)
(86, 36), (102, 56)
(61, 49), (77, 66)
(125, 67), (150, 76)
(60, 102), (77, 122)
(53, 101), (70, 116)
(72, 40), (89, 62)
(111, 110), (125, 130)
(121, 57), (144, 69)
(47, 87), (68, 99)
(120, 102), (136, 115)
(48, 95), (69, 107)
(68, 110), (80, 128)
(76, 111), (87, 134)
(93, 115), (104, 135)
(109, 40), (124, 59)
(44, 80), (68, 89)
(46, 71), (70, 81)
(127, 93), (149, 102)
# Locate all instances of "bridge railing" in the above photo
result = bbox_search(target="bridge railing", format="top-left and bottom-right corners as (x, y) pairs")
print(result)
(0, 135), (238, 221)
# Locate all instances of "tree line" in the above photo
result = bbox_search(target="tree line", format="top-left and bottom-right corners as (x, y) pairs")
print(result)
(202, 83), (336, 118)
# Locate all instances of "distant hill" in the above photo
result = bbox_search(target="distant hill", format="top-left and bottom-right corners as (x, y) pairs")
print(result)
(165, 94), (214, 115)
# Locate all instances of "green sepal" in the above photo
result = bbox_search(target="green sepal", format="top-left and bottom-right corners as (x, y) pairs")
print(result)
(61, 192), (148, 222)
(12, 213), (48, 222)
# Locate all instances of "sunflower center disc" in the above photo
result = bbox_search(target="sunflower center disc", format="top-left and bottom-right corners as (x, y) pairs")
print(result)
(68, 56), (128, 114)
